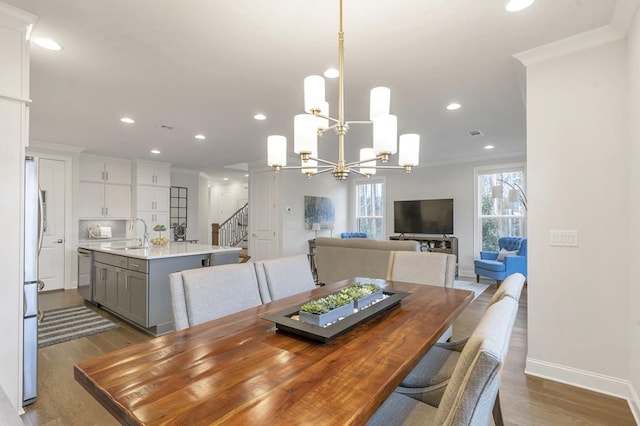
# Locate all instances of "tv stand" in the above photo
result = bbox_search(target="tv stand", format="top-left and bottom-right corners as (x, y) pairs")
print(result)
(389, 234), (459, 276)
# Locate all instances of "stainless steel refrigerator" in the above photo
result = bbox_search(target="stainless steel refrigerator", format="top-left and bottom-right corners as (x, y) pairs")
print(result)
(23, 156), (44, 406)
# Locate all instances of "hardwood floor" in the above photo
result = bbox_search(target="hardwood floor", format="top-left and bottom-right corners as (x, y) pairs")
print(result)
(23, 280), (635, 425)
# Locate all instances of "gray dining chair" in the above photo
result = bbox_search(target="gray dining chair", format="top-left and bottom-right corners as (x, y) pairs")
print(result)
(169, 262), (264, 330)
(386, 251), (457, 288)
(393, 273), (524, 414)
(255, 254), (316, 301)
(367, 295), (520, 426)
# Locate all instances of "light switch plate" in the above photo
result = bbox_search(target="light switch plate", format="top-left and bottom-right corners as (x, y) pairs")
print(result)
(550, 230), (578, 247)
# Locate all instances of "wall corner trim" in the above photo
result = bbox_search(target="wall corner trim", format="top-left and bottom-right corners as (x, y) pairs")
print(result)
(514, 25), (625, 67)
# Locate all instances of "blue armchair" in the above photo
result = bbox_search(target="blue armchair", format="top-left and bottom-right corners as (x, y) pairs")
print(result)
(474, 237), (527, 286)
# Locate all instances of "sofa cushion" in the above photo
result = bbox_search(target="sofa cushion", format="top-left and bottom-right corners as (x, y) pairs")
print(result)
(473, 259), (505, 272)
(315, 237), (420, 284)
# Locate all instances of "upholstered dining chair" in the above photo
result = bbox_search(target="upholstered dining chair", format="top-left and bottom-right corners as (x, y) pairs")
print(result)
(387, 251), (457, 288)
(367, 295), (520, 426)
(255, 254), (316, 301)
(474, 237), (527, 286)
(168, 263), (264, 331)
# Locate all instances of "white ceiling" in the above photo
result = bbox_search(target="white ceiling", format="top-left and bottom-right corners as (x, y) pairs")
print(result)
(8, 0), (619, 181)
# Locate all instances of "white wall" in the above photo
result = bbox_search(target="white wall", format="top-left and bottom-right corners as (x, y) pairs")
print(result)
(209, 181), (248, 225)
(521, 27), (635, 403)
(197, 173), (210, 244)
(627, 7), (640, 419)
(384, 157), (524, 276)
(280, 172), (349, 256)
(0, 2), (36, 411)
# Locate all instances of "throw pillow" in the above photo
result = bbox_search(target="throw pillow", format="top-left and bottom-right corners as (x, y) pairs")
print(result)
(497, 248), (518, 262)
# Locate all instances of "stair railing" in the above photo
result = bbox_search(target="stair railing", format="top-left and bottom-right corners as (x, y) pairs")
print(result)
(212, 202), (248, 248)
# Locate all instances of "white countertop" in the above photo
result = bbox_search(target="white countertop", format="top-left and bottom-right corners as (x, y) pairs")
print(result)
(77, 241), (241, 260)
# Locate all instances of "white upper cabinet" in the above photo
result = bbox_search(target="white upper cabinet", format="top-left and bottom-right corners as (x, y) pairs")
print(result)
(80, 155), (131, 185)
(137, 187), (170, 212)
(78, 155), (132, 219)
(77, 181), (131, 219)
(135, 160), (171, 187)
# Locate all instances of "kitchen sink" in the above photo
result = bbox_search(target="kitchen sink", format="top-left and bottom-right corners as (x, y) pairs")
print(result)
(111, 246), (147, 251)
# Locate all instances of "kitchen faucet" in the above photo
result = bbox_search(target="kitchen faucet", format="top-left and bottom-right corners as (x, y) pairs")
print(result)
(132, 218), (149, 247)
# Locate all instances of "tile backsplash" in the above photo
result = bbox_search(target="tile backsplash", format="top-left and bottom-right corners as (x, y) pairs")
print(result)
(78, 220), (130, 241)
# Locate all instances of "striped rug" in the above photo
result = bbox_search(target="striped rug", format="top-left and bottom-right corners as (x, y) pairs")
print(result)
(453, 280), (490, 301)
(38, 305), (118, 348)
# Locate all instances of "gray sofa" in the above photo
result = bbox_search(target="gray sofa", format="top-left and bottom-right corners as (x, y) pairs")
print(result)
(314, 237), (420, 284)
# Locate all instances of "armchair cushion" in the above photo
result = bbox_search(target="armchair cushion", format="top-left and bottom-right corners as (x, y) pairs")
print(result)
(474, 259), (505, 272)
(496, 248), (518, 261)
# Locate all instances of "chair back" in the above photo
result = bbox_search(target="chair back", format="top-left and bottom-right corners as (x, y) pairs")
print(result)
(435, 296), (519, 425)
(487, 272), (526, 307)
(498, 237), (527, 257)
(255, 254), (316, 301)
(169, 263), (263, 330)
(387, 251), (456, 287)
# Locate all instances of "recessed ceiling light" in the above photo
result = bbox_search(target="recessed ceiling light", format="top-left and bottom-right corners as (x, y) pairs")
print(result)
(33, 38), (63, 51)
(223, 177), (229, 181)
(446, 102), (461, 111)
(195, 134), (206, 140)
(151, 149), (161, 154)
(484, 145), (495, 150)
(254, 113), (266, 121)
(324, 68), (339, 78)
(120, 117), (135, 124)
(245, 174), (249, 178)
(505, 0), (535, 12)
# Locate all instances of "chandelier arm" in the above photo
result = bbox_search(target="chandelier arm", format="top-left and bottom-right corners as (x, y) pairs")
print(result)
(345, 154), (384, 168)
(308, 156), (339, 167)
(314, 113), (340, 124)
(277, 165), (333, 171)
(350, 169), (369, 178)
(344, 120), (374, 125)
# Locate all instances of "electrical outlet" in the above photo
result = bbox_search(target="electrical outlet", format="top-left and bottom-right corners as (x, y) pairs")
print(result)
(550, 230), (578, 247)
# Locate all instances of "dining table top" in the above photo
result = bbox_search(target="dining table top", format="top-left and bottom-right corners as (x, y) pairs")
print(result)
(74, 278), (473, 425)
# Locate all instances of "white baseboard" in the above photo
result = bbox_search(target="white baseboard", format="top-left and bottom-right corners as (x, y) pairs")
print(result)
(526, 357), (639, 423)
(629, 383), (640, 425)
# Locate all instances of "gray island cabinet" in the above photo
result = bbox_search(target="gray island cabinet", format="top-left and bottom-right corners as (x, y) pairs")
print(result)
(78, 242), (241, 336)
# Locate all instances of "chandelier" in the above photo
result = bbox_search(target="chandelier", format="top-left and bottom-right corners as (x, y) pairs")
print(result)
(266, 0), (420, 181)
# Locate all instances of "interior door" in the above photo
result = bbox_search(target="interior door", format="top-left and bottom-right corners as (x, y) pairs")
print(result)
(38, 158), (66, 291)
(249, 170), (279, 261)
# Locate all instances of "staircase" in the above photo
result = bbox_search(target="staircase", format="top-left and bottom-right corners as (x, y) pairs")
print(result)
(212, 203), (250, 262)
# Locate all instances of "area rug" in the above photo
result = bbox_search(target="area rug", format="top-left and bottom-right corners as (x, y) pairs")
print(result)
(453, 280), (490, 301)
(38, 305), (118, 348)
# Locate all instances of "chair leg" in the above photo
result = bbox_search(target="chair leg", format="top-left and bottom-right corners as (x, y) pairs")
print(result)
(492, 390), (504, 426)
(476, 275), (480, 283)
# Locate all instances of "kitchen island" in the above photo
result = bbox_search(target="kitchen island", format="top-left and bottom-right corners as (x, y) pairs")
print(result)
(77, 241), (241, 336)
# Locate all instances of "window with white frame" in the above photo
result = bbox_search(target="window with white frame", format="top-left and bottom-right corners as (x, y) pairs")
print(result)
(476, 166), (526, 252)
(354, 179), (384, 240)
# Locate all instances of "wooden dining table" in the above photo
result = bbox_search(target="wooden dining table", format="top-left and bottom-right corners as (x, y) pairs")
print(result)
(74, 278), (473, 425)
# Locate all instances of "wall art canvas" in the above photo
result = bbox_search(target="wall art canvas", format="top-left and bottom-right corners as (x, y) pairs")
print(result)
(304, 196), (335, 229)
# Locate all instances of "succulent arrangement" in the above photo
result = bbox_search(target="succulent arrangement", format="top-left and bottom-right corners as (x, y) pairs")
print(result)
(299, 282), (381, 315)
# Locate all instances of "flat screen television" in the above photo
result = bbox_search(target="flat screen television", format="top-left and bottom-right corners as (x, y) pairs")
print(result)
(393, 198), (454, 235)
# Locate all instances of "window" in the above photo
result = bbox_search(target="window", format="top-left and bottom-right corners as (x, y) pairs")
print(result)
(354, 179), (384, 240)
(476, 165), (526, 252)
